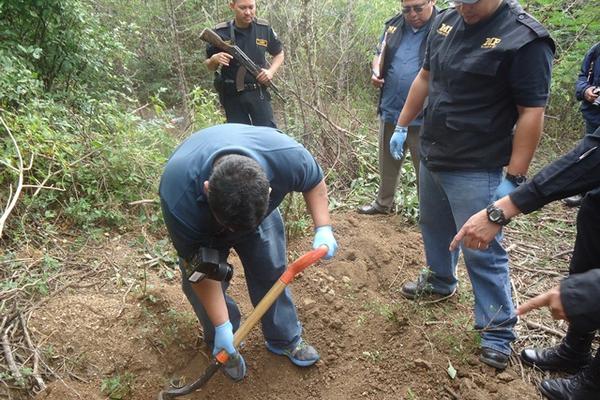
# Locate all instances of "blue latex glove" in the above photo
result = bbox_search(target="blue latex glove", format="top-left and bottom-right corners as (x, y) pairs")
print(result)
(390, 125), (408, 160)
(312, 225), (338, 260)
(494, 177), (517, 200)
(213, 320), (236, 356)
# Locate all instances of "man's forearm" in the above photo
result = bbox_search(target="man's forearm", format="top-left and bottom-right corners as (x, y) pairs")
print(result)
(267, 51), (284, 75)
(205, 57), (219, 71)
(371, 55), (379, 72)
(507, 106), (545, 175)
(397, 68), (429, 126)
(302, 179), (331, 228)
(192, 278), (229, 325)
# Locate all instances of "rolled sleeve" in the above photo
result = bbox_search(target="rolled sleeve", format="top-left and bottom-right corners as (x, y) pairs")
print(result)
(287, 148), (324, 193)
(509, 39), (554, 107)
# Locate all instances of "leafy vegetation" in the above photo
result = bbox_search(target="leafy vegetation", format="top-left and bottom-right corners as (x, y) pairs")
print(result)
(2, 0), (597, 240)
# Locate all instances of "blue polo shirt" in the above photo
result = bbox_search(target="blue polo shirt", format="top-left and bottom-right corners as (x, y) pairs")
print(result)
(159, 124), (323, 258)
(379, 23), (428, 126)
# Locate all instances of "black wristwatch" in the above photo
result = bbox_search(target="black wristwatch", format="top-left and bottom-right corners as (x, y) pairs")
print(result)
(505, 173), (527, 186)
(486, 204), (511, 226)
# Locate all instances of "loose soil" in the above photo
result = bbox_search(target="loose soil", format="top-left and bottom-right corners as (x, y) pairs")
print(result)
(29, 212), (549, 400)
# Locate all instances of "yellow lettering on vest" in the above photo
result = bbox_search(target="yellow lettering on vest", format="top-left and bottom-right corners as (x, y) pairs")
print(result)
(387, 26), (397, 34)
(437, 23), (453, 37)
(256, 38), (268, 47)
(482, 37), (502, 49)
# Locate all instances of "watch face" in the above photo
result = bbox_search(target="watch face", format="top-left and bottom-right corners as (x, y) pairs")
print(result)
(489, 209), (501, 222)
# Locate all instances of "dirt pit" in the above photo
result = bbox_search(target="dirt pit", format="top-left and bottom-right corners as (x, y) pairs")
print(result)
(30, 212), (544, 400)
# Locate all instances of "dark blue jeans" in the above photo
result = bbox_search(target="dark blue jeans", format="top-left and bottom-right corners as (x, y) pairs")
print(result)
(179, 209), (302, 351)
(418, 162), (517, 354)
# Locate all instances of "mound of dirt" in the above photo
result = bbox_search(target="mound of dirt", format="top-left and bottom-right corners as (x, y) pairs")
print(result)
(30, 212), (542, 400)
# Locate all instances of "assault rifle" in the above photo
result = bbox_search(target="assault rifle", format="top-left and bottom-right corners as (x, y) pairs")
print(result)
(200, 28), (285, 102)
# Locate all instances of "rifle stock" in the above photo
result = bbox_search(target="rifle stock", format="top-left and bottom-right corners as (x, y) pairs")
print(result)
(200, 28), (231, 52)
(200, 28), (285, 102)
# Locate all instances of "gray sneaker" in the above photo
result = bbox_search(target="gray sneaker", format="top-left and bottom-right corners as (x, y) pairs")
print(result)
(221, 352), (246, 382)
(265, 338), (320, 367)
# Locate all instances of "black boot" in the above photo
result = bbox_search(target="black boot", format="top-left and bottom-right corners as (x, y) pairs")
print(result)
(539, 368), (600, 400)
(521, 329), (594, 372)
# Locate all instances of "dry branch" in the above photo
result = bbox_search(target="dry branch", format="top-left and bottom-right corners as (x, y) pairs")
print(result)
(20, 313), (46, 391)
(523, 319), (564, 338)
(1, 322), (22, 383)
(0, 117), (25, 238)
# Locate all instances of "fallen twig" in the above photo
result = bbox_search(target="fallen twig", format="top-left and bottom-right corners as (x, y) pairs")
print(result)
(388, 250), (406, 290)
(2, 322), (23, 384)
(20, 313), (46, 391)
(522, 319), (564, 338)
(128, 199), (159, 206)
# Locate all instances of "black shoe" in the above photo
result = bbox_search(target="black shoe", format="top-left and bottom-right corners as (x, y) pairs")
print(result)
(356, 203), (389, 215)
(539, 368), (600, 400)
(521, 344), (592, 373)
(563, 194), (583, 208)
(479, 347), (509, 370)
(399, 279), (456, 300)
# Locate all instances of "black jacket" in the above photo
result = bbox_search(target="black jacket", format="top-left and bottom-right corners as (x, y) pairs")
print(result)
(510, 132), (600, 214)
(510, 128), (600, 331)
(560, 269), (600, 332)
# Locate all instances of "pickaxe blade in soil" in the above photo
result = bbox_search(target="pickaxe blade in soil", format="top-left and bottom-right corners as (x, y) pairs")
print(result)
(157, 246), (328, 399)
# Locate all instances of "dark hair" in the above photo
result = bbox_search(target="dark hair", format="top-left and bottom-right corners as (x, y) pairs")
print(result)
(207, 154), (269, 232)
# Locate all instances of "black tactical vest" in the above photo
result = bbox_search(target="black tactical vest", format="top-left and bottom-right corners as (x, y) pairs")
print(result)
(422, 1), (555, 170)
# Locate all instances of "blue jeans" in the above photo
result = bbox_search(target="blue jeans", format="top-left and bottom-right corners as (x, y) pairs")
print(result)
(418, 162), (517, 354)
(179, 209), (302, 351)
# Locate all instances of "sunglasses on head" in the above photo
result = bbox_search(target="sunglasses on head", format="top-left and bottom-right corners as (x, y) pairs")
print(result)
(402, 1), (430, 13)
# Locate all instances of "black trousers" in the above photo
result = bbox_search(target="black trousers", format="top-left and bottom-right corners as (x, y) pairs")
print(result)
(570, 188), (600, 275)
(222, 88), (276, 128)
(569, 187), (600, 376)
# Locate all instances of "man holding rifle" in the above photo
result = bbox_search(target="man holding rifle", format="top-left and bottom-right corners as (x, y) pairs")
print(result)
(205, 0), (283, 127)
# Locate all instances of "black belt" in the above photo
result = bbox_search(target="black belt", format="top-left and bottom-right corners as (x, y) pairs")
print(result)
(241, 83), (260, 91)
(223, 80), (261, 92)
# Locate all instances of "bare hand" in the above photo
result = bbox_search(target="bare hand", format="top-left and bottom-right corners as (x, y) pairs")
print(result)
(517, 286), (567, 321)
(211, 52), (233, 67)
(256, 68), (273, 85)
(449, 209), (500, 251)
(371, 73), (384, 88)
(584, 86), (599, 103)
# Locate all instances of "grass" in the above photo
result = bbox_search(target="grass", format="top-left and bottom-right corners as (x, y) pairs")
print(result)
(101, 372), (135, 400)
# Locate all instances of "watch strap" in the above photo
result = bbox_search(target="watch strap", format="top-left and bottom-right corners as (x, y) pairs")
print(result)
(505, 173), (527, 186)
